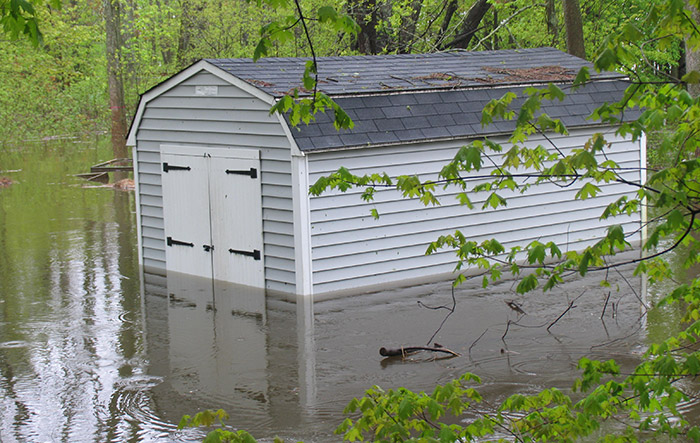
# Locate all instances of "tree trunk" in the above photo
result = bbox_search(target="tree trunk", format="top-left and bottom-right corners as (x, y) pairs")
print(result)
(546, 0), (559, 43)
(441, 0), (490, 50)
(563, 0), (585, 59)
(104, 0), (128, 166)
(436, 0), (458, 48)
(177, 0), (205, 68)
(686, 0), (700, 97)
(348, 0), (384, 54)
(397, 0), (423, 53)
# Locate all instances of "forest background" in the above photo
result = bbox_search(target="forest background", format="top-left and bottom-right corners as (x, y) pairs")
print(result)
(0, 0), (681, 157)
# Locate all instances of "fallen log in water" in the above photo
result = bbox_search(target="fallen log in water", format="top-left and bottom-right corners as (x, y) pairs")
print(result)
(379, 346), (460, 357)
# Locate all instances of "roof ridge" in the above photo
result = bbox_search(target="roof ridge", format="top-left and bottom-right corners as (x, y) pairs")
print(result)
(205, 48), (612, 97)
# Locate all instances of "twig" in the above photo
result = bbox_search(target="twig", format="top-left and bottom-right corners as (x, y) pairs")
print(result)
(547, 290), (586, 332)
(471, 4), (544, 51)
(468, 328), (488, 358)
(390, 74), (416, 86)
(292, 0), (318, 110)
(421, 285), (458, 346)
(601, 291), (611, 319)
(502, 319), (513, 342)
(613, 266), (648, 310)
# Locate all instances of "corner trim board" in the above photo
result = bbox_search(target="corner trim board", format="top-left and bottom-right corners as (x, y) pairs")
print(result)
(133, 145), (144, 267)
(292, 154), (313, 296)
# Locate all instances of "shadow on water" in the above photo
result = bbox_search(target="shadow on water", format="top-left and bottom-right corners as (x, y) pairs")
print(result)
(0, 141), (698, 442)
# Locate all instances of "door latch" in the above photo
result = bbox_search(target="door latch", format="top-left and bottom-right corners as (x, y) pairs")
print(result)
(203, 244), (214, 252)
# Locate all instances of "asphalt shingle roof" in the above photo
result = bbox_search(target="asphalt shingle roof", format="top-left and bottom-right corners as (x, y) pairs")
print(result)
(205, 48), (634, 152)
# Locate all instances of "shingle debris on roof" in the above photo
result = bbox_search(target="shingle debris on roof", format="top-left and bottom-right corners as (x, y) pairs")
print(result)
(207, 48), (621, 97)
(205, 48), (634, 152)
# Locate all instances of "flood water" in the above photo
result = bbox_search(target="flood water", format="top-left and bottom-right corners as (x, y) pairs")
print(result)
(0, 140), (690, 442)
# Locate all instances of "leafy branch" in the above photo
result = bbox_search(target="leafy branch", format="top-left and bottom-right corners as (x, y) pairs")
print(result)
(250, 0), (358, 130)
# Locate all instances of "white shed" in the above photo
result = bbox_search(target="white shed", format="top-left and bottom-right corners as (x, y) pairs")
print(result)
(127, 48), (644, 298)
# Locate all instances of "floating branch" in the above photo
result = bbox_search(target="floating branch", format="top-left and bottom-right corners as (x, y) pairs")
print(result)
(379, 346), (460, 357)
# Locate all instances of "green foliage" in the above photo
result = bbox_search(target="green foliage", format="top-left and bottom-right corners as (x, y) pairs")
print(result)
(253, 0), (358, 129)
(179, 409), (287, 443)
(301, 2), (700, 441)
(0, 1), (107, 143)
(0, 0), (60, 44)
(335, 373), (493, 442)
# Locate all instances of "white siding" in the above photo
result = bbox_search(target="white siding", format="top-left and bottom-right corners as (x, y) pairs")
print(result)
(306, 128), (643, 294)
(134, 71), (296, 293)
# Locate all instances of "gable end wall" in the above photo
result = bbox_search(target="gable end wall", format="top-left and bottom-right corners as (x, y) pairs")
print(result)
(134, 71), (296, 293)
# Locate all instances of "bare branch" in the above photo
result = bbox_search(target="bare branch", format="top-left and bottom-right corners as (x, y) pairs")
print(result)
(421, 285), (458, 346)
(471, 4), (544, 51)
(547, 290), (586, 332)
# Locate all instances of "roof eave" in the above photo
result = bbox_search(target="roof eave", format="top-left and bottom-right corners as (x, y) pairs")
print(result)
(298, 122), (622, 154)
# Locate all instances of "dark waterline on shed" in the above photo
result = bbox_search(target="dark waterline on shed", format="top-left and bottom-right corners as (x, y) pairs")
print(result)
(0, 141), (694, 442)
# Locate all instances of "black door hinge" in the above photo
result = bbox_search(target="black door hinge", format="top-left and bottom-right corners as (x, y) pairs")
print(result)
(167, 236), (194, 247)
(225, 168), (257, 179)
(229, 248), (261, 260)
(163, 163), (191, 173)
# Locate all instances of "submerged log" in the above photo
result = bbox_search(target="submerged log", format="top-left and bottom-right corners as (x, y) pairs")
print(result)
(379, 346), (460, 357)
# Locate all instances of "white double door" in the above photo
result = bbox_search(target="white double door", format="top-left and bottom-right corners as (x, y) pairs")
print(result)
(160, 145), (264, 289)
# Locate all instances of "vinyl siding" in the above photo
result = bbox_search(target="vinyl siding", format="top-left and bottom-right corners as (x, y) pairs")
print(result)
(306, 128), (643, 294)
(134, 70), (296, 293)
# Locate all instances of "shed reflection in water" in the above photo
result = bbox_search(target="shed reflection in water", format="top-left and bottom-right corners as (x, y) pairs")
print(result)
(137, 260), (655, 442)
(143, 271), (317, 439)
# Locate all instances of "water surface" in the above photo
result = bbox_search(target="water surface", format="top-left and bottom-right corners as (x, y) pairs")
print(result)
(0, 140), (682, 442)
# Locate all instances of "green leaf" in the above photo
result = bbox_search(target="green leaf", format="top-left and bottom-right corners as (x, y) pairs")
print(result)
(253, 38), (269, 61)
(527, 242), (546, 264)
(576, 182), (601, 200)
(688, 426), (700, 442)
(682, 70), (700, 84)
(317, 5), (337, 22)
(483, 192), (506, 209)
(579, 250), (594, 276)
(684, 354), (700, 375)
(595, 48), (618, 71)
(516, 274), (538, 294)
(397, 397), (413, 419)
(573, 66), (590, 87)
(545, 83), (565, 101)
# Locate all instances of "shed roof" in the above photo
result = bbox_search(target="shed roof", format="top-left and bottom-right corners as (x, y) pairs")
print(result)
(206, 48), (633, 152)
(126, 48), (633, 152)
(206, 47), (621, 97)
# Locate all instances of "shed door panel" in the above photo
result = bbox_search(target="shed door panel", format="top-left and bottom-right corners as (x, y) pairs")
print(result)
(160, 153), (213, 279)
(209, 155), (264, 288)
